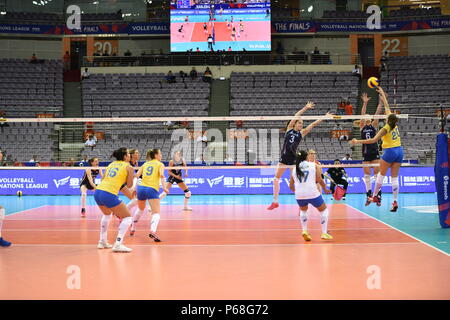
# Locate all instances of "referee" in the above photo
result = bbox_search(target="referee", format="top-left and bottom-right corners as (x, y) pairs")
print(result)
(324, 159), (349, 200)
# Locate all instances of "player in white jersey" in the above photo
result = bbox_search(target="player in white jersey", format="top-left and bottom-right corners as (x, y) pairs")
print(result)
(289, 150), (333, 242)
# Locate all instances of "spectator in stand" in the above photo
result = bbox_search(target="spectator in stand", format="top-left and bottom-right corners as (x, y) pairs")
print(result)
(194, 154), (205, 164)
(79, 155), (89, 166)
(81, 68), (90, 80)
(224, 154), (234, 163)
(30, 53), (38, 64)
(352, 64), (361, 80)
(93, 50), (101, 56)
(165, 70), (176, 83)
(124, 49), (132, 56)
(85, 134), (97, 150)
(203, 67), (213, 83)
(380, 51), (389, 71)
(63, 51), (71, 71)
(196, 47), (201, 52)
(342, 154), (352, 161)
(337, 98), (346, 115)
(313, 46), (320, 54)
(190, 67), (198, 80)
(344, 99), (353, 116)
(29, 155), (40, 166)
(179, 70), (186, 81)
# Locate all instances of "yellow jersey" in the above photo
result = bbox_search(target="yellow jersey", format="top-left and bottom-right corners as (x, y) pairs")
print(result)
(381, 123), (401, 149)
(97, 161), (130, 195)
(140, 160), (164, 191)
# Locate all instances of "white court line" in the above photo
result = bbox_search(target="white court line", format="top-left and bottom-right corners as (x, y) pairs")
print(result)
(8, 242), (420, 248)
(3, 227), (393, 232)
(4, 205), (49, 218)
(346, 204), (450, 257)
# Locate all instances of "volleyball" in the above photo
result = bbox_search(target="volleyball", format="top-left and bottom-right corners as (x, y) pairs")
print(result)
(16, 191), (23, 197)
(367, 77), (379, 88)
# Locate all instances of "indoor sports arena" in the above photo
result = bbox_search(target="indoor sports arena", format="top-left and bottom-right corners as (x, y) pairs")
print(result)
(0, 0), (449, 303)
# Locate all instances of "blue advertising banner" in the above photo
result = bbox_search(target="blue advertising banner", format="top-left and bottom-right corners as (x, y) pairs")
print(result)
(64, 23), (128, 35)
(272, 17), (450, 33)
(0, 166), (435, 195)
(0, 23), (63, 34)
(128, 22), (170, 34)
(434, 133), (450, 228)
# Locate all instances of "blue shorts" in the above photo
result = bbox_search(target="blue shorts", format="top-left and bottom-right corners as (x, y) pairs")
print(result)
(94, 189), (122, 208)
(137, 186), (160, 201)
(382, 146), (403, 163)
(296, 195), (325, 208)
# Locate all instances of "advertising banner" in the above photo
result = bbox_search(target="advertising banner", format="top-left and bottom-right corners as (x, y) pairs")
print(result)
(0, 166), (435, 195)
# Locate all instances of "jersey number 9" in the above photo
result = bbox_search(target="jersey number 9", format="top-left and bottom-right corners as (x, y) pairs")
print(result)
(145, 166), (154, 176)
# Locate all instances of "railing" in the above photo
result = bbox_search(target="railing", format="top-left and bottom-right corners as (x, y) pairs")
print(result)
(82, 53), (360, 67)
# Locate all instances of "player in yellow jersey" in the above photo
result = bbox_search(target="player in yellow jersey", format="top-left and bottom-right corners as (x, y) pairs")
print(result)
(94, 147), (135, 252)
(133, 148), (169, 241)
(350, 86), (402, 212)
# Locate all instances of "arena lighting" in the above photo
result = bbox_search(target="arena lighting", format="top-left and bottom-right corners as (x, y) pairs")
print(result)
(0, 11), (5, 15)
(307, 5), (313, 12)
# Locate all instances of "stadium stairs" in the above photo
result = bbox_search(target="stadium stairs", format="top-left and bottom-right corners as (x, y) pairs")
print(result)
(60, 76), (84, 161)
(208, 78), (230, 162)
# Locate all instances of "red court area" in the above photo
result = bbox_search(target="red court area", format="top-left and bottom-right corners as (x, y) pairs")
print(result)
(1, 204), (449, 300)
(171, 21), (270, 43)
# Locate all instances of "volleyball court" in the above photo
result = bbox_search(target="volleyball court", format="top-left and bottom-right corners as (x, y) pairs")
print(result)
(0, 114), (448, 300)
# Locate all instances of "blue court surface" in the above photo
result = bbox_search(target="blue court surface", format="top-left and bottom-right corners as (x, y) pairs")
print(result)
(171, 40), (271, 52)
(1, 192), (448, 254)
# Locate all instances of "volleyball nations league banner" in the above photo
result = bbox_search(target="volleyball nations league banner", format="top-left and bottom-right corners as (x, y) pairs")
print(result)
(0, 166), (436, 196)
(434, 133), (450, 228)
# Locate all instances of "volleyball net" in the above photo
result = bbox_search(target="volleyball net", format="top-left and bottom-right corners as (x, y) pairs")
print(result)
(0, 113), (439, 199)
(0, 113), (417, 166)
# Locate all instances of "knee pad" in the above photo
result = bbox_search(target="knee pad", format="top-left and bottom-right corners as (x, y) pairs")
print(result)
(376, 174), (385, 185)
(274, 177), (280, 182)
(391, 176), (399, 184)
(184, 189), (191, 198)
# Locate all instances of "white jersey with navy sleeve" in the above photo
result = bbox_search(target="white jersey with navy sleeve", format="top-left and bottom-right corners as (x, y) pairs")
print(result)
(292, 161), (320, 200)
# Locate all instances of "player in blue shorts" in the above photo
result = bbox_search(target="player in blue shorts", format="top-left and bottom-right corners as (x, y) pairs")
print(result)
(94, 147), (135, 252)
(289, 150), (332, 241)
(351, 86), (402, 212)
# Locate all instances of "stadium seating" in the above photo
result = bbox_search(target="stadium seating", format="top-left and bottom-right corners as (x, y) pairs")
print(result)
(80, 72), (210, 161)
(0, 58), (64, 118)
(0, 122), (56, 162)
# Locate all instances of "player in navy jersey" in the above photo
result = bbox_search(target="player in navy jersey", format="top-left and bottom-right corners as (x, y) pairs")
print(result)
(79, 157), (103, 217)
(360, 93), (383, 205)
(268, 101), (332, 210)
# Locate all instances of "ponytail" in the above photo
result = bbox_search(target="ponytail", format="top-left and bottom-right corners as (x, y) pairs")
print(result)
(147, 148), (161, 160)
(387, 113), (398, 131)
(295, 150), (309, 181)
(112, 147), (128, 161)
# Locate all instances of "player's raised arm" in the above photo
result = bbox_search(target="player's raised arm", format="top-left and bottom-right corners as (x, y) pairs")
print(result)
(287, 101), (314, 131)
(302, 112), (333, 137)
(360, 93), (371, 130)
(376, 87), (391, 115)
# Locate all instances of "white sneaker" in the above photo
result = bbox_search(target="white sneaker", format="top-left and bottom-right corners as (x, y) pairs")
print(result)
(112, 244), (132, 253)
(97, 240), (113, 249)
(183, 207), (192, 211)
